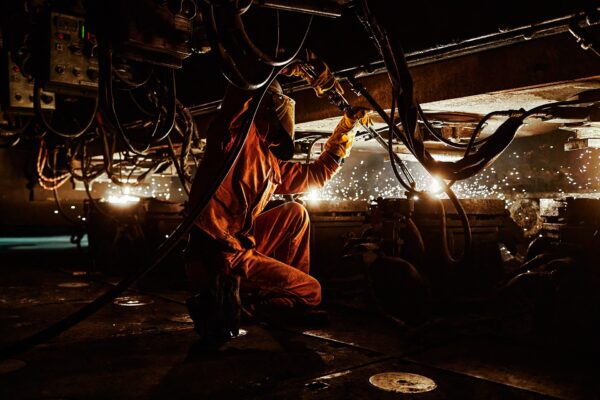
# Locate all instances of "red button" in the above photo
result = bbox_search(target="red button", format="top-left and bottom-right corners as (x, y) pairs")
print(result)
(12, 65), (20, 73)
(57, 32), (64, 40)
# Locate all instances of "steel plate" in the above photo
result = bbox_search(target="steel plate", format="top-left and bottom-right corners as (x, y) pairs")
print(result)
(369, 372), (437, 393)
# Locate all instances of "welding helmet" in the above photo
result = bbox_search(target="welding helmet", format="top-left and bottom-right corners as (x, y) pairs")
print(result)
(264, 79), (296, 160)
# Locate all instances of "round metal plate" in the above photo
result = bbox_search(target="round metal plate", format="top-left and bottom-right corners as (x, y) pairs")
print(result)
(0, 359), (26, 374)
(57, 282), (89, 288)
(113, 296), (154, 307)
(369, 372), (437, 393)
(236, 328), (248, 337)
(170, 314), (194, 324)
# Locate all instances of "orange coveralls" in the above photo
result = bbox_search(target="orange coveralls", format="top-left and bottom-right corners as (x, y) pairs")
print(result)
(187, 105), (340, 308)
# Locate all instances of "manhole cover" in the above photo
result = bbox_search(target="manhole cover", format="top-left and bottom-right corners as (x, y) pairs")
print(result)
(0, 359), (26, 374)
(170, 314), (194, 324)
(57, 282), (89, 288)
(113, 296), (154, 307)
(369, 372), (437, 393)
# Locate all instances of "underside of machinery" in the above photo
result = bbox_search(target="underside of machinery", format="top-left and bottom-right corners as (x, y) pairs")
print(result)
(1, 1), (600, 398)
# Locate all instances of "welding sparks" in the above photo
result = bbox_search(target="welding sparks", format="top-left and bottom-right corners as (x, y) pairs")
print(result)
(106, 194), (140, 205)
(294, 137), (600, 204)
(427, 176), (445, 196)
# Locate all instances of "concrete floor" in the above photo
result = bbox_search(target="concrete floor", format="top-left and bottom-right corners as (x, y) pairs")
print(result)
(0, 236), (598, 399)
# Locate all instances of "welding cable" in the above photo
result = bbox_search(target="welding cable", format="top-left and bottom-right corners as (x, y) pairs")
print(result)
(128, 90), (155, 118)
(207, 3), (273, 89)
(431, 195), (467, 266)
(167, 136), (191, 195)
(406, 217), (425, 257)
(37, 142), (70, 185)
(0, 69), (284, 360)
(50, 147), (80, 225)
(97, 114), (145, 187)
(417, 104), (493, 150)
(205, 2), (313, 89)
(100, 44), (151, 155)
(33, 84), (98, 140)
(112, 64), (154, 90)
(0, 135), (21, 148)
(382, 84), (472, 263)
(349, 75), (522, 181)
(148, 68), (178, 144)
(177, 104), (197, 181)
(230, 5), (311, 66)
(462, 109), (526, 157)
(66, 139), (104, 182)
(80, 145), (117, 222)
(353, 4), (596, 182)
(0, 115), (32, 146)
(387, 87), (415, 192)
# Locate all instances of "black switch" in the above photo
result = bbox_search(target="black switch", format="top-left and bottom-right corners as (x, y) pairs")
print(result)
(87, 68), (99, 80)
(68, 44), (82, 55)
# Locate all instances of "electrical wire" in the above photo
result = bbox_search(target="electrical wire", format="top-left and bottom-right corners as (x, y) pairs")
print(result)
(33, 83), (98, 139)
(0, 65), (292, 360)
(100, 45), (175, 156)
(231, 4), (308, 66)
(167, 136), (191, 196)
(0, 4), (315, 357)
(204, 1), (313, 89)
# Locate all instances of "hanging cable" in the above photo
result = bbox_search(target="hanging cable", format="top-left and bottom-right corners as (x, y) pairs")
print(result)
(33, 83), (98, 139)
(167, 136), (190, 196)
(0, 64), (295, 359)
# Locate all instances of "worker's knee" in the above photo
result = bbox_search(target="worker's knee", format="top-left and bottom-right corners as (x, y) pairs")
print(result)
(302, 275), (322, 307)
(283, 201), (309, 230)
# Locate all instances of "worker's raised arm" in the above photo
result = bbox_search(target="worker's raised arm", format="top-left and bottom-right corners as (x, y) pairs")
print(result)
(276, 108), (370, 194)
(276, 151), (340, 194)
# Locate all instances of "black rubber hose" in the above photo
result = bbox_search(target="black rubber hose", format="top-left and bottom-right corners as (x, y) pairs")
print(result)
(149, 68), (177, 144)
(387, 87), (414, 191)
(207, 3), (275, 90)
(0, 71), (282, 360)
(231, 6), (308, 66)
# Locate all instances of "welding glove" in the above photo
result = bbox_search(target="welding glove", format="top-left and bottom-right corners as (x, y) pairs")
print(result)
(325, 107), (371, 159)
(282, 49), (343, 97)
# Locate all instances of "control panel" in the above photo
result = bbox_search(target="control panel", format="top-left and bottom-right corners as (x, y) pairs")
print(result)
(47, 12), (98, 95)
(3, 52), (55, 113)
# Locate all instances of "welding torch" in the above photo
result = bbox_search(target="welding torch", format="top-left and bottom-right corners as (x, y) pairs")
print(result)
(296, 61), (416, 188)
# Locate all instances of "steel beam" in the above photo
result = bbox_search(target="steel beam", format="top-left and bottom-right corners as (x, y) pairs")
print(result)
(291, 30), (600, 124)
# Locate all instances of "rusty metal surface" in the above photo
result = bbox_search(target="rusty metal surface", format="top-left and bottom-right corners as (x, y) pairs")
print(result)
(292, 31), (600, 125)
(304, 200), (370, 214)
(376, 198), (506, 217)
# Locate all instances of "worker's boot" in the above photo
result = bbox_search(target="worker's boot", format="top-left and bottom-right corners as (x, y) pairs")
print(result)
(186, 272), (241, 346)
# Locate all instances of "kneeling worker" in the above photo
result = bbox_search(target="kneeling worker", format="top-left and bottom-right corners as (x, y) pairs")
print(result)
(185, 56), (369, 343)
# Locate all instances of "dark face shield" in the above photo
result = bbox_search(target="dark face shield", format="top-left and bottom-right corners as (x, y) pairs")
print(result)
(262, 81), (296, 161)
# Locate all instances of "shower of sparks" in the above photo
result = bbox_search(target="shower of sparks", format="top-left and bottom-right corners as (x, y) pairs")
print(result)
(99, 176), (188, 203)
(297, 140), (600, 205)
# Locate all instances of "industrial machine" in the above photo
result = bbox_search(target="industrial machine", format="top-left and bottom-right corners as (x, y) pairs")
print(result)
(1, 0), (599, 363)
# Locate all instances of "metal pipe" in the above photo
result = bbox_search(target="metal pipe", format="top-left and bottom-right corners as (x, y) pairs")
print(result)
(253, 0), (343, 18)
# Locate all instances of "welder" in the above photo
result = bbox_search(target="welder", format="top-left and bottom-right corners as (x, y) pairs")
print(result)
(185, 54), (369, 344)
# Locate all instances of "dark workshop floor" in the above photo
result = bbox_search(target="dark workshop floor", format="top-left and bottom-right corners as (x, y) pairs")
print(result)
(0, 236), (598, 399)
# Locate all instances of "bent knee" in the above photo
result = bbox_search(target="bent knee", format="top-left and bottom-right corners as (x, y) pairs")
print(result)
(283, 201), (309, 227)
(301, 276), (321, 307)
